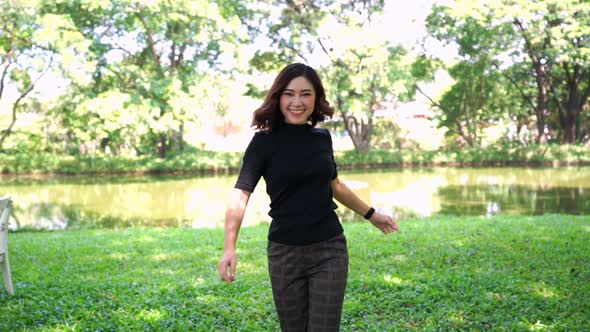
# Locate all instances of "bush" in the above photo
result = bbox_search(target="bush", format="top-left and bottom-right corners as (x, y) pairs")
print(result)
(1, 143), (589, 175)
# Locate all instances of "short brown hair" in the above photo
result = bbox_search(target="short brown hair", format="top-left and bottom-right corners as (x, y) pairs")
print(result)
(252, 63), (334, 131)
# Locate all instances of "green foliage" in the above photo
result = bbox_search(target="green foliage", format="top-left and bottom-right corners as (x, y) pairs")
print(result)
(0, 150), (243, 175)
(326, 38), (420, 154)
(334, 143), (590, 168)
(247, 0), (385, 69)
(35, 0), (256, 158)
(2, 0), (589, 157)
(245, 0), (418, 153)
(410, 55), (442, 82)
(426, 0), (590, 145)
(435, 59), (513, 147)
(0, 0), (87, 151)
(425, 5), (530, 148)
(247, 51), (286, 74)
(1, 215), (588, 330)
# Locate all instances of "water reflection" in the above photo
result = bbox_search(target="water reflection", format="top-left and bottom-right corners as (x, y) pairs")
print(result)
(11, 202), (197, 231)
(437, 185), (590, 216)
(2, 167), (590, 230)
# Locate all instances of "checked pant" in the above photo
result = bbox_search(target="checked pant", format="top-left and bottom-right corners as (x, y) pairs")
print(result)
(267, 233), (349, 332)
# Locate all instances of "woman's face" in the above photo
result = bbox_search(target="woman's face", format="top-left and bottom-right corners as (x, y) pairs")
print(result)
(279, 76), (316, 125)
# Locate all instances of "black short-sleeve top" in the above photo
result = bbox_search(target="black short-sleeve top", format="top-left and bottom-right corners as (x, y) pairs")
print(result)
(235, 123), (342, 245)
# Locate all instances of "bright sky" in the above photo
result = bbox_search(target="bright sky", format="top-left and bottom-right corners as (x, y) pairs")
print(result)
(380, 0), (437, 45)
(380, 0), (456, 94)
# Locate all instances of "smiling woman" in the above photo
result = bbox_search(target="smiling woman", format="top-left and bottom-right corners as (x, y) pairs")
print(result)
(250, 63), (335, 131)
(217, 63), (399, 332)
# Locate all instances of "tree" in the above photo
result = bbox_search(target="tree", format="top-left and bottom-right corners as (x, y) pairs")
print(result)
(0, 1), (55, 150)
(42, 0), (256, 157)
(508, 1), (590, 144)
(323, 43), (416, 153)
(422, 10), (527, 147)
(431, 60), (516, 147)
(426, 0), (590, 144)
(247, 0), (418, 153)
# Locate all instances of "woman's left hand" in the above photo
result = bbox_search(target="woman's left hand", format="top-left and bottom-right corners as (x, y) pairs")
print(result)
(368, 212), (399, 234)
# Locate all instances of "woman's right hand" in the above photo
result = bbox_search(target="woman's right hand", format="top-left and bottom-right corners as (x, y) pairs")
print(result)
(218, 250), (237, 283)
(218, 189), (251, 283)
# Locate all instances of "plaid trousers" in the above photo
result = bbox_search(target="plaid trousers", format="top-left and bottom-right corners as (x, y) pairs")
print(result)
(267, 233), (349, 332)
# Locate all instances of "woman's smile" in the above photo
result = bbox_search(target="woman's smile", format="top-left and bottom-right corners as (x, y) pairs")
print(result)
(280, 76), (316, 124)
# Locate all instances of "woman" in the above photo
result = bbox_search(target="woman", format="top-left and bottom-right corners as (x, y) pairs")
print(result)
(218, 63), (399, 331)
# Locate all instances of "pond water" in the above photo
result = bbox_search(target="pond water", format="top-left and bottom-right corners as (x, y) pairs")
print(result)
(1, 167), (590, 230)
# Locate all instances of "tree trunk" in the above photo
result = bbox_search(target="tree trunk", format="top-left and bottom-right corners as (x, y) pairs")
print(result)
(514, 19), (548, 144)
(533, 66), (549, 144)
(0, 84), (34, 150)
(178, 122), (184, 152)
(535, 96), (548, 144)
(158, 134), (167, 159)
(0, 105), (16, 151)
(342, 112), (372, 154)
(561, 117), (576, 144)
(454, 119), (472, 148)
(551, 65), (590, 145)
(559, 104), (583, 144)
(138, 7), (169, 158)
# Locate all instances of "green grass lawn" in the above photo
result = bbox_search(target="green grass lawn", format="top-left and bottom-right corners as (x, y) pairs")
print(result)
(1, 215), (588, 331)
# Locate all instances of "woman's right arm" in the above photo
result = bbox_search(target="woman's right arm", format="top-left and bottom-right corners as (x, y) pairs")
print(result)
(218, 188), (252, 283)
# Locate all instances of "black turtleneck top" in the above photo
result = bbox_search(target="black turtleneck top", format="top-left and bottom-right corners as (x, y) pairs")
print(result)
(235, 123), (343, 245)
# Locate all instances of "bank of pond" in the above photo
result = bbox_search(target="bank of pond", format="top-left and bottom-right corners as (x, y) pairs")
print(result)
(1, 144), (589, 175)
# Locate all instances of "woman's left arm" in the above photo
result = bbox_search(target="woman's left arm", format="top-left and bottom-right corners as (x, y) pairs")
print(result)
(331, 176), (399, 234)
